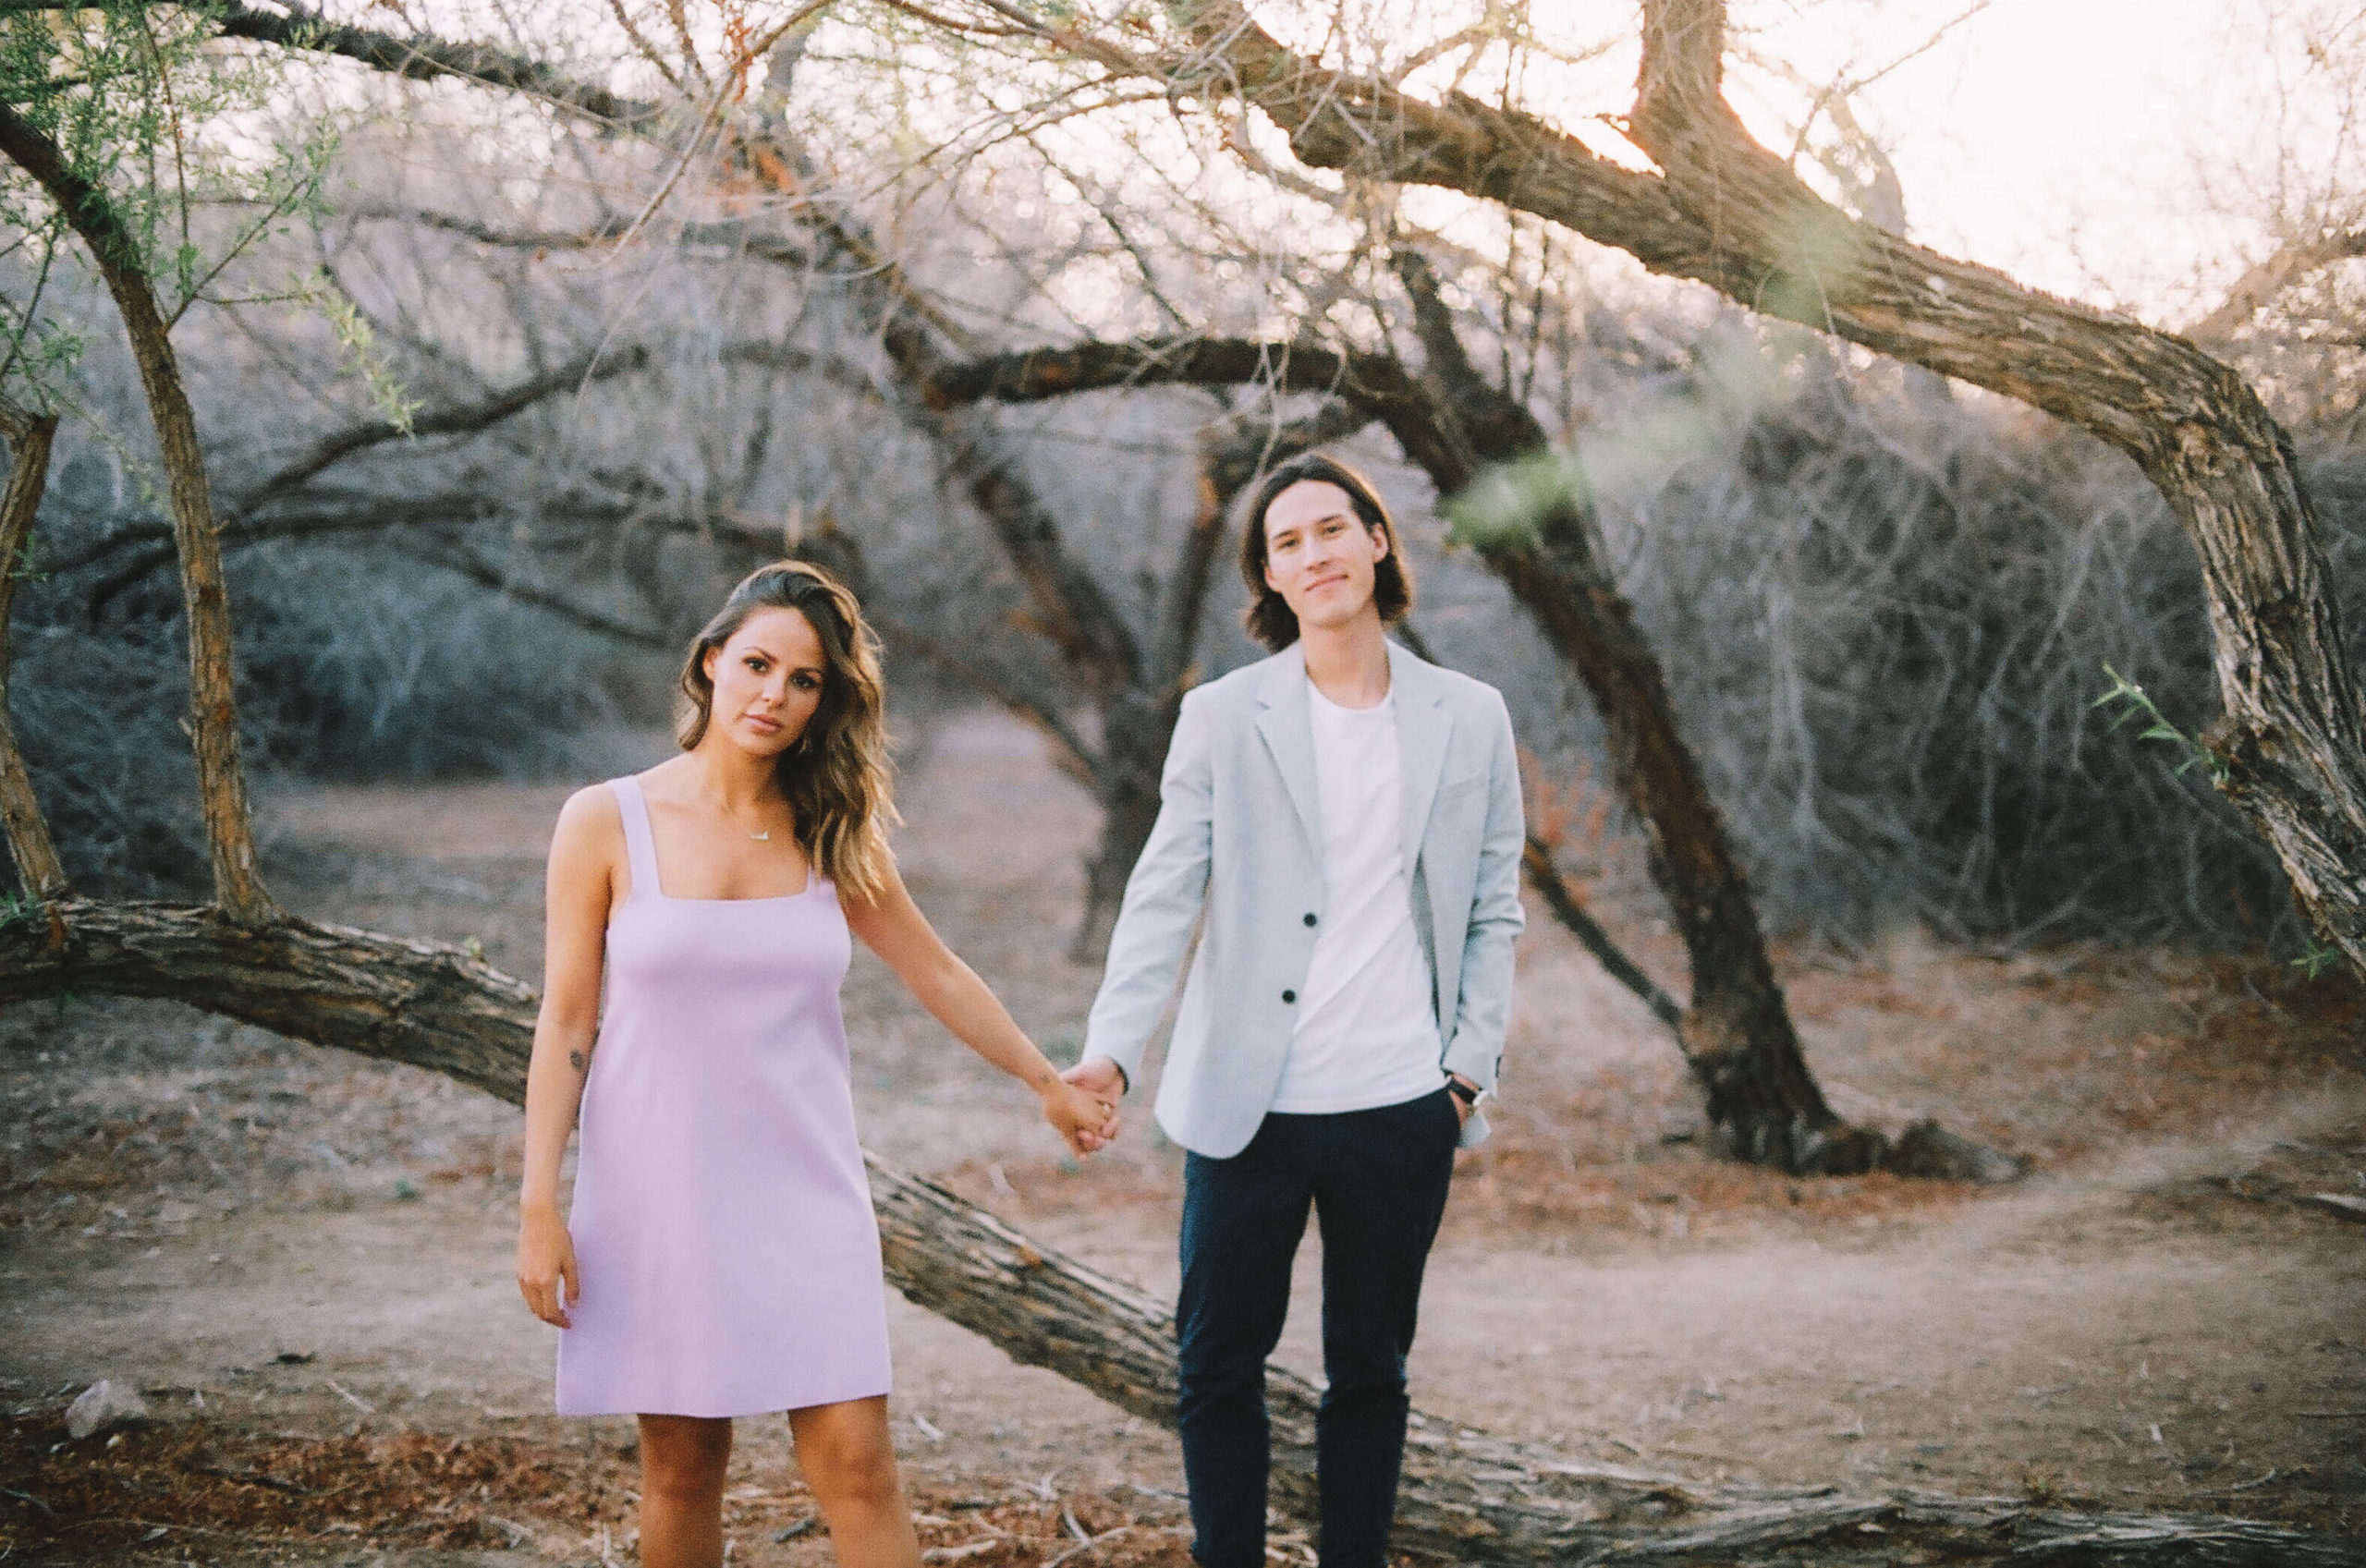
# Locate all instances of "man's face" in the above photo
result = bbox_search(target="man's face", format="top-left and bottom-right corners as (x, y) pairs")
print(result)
(1262, 480), (1388, 636)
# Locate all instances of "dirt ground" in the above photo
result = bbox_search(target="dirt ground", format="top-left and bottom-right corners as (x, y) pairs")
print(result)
(4, 706), (2363, 1565)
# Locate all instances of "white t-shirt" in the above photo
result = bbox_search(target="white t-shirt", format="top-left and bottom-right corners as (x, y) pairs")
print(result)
(1267, 681), (1449, 1114)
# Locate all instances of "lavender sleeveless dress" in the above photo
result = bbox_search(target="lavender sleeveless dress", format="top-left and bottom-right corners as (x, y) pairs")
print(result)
(555, 774), (892, 1417)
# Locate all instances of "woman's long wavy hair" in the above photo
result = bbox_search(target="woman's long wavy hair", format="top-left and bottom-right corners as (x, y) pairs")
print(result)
(677, 561), (898, 903)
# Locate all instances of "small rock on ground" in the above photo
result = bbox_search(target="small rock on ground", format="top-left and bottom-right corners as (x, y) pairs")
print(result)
(64, 1379), (149, 1440)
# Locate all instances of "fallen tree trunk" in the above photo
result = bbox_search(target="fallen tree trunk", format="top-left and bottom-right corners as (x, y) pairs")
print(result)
(1, 898), (2348, 1565)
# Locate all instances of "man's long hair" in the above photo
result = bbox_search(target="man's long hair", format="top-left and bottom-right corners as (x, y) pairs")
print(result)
(1238, 453), (1414, 651)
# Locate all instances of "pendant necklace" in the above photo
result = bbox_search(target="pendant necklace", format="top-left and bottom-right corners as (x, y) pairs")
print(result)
(717, 794), (773, 842)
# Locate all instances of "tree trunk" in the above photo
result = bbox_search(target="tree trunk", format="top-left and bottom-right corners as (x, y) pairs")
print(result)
(0, 104), (273, 924)
(1075, 687), (1175, 962)
(1384, 251), (1883, 1173)
(0, 404), (69, 905)
(0, 898), (2348, 1565)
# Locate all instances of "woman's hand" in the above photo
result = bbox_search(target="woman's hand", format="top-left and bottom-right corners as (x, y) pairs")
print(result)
(1039, 1077), (1116, 1158)
(518, 1204), (580, 1328)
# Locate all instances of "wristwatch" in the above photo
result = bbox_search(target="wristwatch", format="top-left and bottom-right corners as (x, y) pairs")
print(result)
(1445, 1076), (1482, 1109)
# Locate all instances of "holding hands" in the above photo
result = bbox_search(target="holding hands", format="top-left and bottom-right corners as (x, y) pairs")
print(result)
(1040, 1074), (1119, 1157)
(1057, 1056), (1128, 1154)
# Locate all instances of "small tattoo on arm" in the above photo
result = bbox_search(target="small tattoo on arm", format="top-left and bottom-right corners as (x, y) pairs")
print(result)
(569, 1051), (585, 1073)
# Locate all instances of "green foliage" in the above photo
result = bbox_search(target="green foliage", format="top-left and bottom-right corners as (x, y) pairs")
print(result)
(294, 266), (418, 435)
(0, 0), (335, 408)
(6, 525), (48, 584)
(1442, 448), (1589, 550)
(0, 886), (42, 933)
(2093, 662), (2230, 787)
(2290, 938), (2345, 978)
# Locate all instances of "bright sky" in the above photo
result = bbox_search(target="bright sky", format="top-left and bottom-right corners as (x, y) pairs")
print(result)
(1750, 0), (2343, 326)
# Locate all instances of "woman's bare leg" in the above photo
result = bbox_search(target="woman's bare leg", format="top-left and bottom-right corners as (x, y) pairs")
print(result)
(638, 1414), (734, 1568)
(789, 1396), (922, 1568)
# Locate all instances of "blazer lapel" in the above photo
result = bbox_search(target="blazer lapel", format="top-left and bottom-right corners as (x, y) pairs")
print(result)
(1254, 646), (1323, 857)
(1390, 641), (1452, 874)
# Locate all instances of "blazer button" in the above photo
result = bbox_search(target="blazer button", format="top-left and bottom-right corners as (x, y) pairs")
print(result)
(1303, 913), (1318, 927)
(1281, 990), (1297, 1003)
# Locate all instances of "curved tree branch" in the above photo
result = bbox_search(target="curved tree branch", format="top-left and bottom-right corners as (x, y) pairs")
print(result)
(1087, 0), (2366, 974)
(59, 339), (883, 599)
(212, 0), (659, 130)
(0, 103), (274, 924)
(2186, 230), (2366, 343)
(1521, 837), (1683, 1029)
(241, 343), (652, 513)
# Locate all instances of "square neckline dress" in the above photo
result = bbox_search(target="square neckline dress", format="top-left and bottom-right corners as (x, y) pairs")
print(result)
(555, 773), (893, 1417)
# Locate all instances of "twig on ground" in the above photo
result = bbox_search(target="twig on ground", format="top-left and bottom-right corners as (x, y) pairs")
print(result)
(322, 1378), (376, 1415)
(1043, 1525), (1133, 1568)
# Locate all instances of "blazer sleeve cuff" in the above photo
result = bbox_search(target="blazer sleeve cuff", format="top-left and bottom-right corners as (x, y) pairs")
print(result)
(1441, 1033), (1499, 1095)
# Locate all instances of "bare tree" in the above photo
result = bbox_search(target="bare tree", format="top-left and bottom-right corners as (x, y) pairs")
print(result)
(0, 103), (273, 924)
(862, 0), (2365, 976)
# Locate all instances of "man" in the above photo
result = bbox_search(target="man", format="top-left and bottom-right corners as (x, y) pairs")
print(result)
(1064, 452), (1525, 1568)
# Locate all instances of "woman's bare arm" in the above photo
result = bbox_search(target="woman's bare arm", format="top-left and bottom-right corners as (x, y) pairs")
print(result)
(843, 857), (1114, 1154)
(517, 785), (619, 1327)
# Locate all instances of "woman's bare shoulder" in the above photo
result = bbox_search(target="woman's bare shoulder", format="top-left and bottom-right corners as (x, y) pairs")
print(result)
(550, 781), (626, 859)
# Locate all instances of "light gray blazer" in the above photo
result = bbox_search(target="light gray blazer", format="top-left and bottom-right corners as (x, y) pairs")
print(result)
(1083, 639), (1525, 1159)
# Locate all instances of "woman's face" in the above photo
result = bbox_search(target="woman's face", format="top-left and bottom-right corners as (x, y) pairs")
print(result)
(701, 604), (828, 758)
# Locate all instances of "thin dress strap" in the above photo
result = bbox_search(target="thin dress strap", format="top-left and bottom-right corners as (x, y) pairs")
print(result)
(609, 775), (663, 904)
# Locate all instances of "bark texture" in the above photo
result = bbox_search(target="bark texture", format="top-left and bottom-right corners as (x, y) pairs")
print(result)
(1134, 0), (2366, 972)
(0, 404), (69, 905)
(0, 901), (2344, 1563)
(0, 104), (273, 924)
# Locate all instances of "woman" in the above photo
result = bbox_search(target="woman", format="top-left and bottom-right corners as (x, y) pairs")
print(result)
(516, 561), (1114, 1568)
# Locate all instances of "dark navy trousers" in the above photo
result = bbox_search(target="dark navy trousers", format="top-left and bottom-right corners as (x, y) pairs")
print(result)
(1175, 1088), (1460, 1568)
